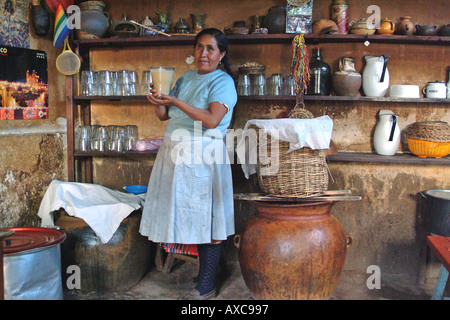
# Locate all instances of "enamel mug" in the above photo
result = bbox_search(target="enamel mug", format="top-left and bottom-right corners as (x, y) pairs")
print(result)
(422, 81), (447, 99)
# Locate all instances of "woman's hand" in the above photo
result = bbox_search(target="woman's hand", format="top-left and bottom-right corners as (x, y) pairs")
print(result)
(146, 83), (177, 106)
(146, 93), (177, 106)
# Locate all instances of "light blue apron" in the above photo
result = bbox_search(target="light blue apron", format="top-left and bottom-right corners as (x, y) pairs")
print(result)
(139, 135), (235, 244)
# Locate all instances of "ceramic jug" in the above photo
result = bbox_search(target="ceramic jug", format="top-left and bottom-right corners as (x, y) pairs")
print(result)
(78, 1), (109, 39)
(373, 110), (400, 156)
(362, 55), (389, 97)
(332, 56), (362, 96)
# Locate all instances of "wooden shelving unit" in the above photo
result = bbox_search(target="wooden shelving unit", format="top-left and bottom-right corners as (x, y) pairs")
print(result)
(67, 33), (450, 182)
(74, 33), (450, 48)
(74, 95), (450, 104)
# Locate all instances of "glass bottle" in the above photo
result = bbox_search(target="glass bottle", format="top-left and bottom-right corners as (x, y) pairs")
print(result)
(307, 48), (331, 96)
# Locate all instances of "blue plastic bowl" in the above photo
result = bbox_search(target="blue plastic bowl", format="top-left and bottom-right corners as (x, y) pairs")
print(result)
(125, 185), (148, 195)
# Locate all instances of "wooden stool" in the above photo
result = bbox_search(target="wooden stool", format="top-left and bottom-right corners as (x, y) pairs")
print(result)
(0, 229), (15, 300)
(426, 236), (450, 300)
(155, 244), (199, 274)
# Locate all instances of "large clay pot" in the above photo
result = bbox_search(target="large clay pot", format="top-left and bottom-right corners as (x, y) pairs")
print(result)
(234, 201), (350, 300)
(54, 209), (151, 292)
(263, 5), (286, 34)
(78, 1), (109, 39)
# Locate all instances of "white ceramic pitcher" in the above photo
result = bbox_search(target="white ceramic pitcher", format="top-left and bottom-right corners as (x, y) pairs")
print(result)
(373, 110), (400, 156)
(362, 55), (389, 97)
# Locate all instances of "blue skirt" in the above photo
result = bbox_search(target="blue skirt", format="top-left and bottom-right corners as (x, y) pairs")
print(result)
(139, 136), (235, 244)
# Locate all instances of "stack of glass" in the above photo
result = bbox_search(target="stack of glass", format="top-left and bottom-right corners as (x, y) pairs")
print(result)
(75, 125), (139, 152)
(80, 70), (139, 96)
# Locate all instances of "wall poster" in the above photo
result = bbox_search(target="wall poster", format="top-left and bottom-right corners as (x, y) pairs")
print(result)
(0, 45), (49, 120)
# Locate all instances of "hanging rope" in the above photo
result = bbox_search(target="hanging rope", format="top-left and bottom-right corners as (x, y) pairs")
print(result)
(290, 34), (310, 97)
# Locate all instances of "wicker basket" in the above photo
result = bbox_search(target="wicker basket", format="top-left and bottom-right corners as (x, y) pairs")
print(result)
(407, 138), (450, 158)
(404, 121), (450, 143)
(254, 104), (329, 197)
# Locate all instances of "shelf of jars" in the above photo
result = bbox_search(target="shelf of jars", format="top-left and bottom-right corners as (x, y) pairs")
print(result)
(73, 95), (450, 104)
(74, 33), (450, 48)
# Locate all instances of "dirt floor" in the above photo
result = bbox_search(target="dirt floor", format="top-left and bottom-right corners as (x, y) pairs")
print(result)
(63, 249), (440, 301)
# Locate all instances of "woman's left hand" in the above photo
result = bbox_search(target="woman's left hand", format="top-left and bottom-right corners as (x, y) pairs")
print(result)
(147, 93), (177, 106)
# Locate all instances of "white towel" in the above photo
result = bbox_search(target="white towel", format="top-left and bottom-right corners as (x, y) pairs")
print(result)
(38, 180), (144, 243)
(235, 116), (333, 179)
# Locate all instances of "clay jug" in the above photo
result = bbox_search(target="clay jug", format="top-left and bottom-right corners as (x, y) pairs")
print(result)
(78, 1), (109, 39)
(362, 55), (389, 97)
(397, 16), (415, 35)
(234, 201), (350, 300)
(332, 57), (362, 96)
(373, 110), (400, 156)
(264, 5), (286, 34)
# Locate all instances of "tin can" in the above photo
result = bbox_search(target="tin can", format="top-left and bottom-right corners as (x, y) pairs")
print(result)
(331, 0), (349, 34)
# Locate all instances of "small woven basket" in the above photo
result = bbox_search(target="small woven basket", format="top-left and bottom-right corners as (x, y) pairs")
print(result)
(254, 104), (329, 197)
(405, 121), (450, 158)
(404, 121), (450, 143)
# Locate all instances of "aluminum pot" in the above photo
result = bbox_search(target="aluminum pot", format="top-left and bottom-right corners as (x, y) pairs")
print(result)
(420, 190), (450, 236)
(3, 227), (66, 300)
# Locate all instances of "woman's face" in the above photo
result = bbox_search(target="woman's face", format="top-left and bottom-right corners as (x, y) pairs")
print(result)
(194, 34), (226, 74)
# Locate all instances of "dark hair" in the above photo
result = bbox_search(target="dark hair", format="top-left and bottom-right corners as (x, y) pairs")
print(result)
(194, 28), (232, 75)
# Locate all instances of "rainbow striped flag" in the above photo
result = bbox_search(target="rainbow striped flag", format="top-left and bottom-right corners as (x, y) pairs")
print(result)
(53, 4), (70, 48)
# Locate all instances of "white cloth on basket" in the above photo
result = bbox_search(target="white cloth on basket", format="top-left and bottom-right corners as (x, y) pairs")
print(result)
(235, 116), (333, 179)
(38, 180), (144, 243)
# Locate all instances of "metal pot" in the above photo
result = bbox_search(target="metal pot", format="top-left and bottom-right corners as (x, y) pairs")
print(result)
(420, 190), (450, 236)
(3, 227), (66, 300)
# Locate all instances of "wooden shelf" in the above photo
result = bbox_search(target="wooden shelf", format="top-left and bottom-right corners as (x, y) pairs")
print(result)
(75, 33), (450, 48)
(74, 150), (158, 157)
(73, 151), (449, 164)
(73, 95), (450, 104)
(327, 152), (450, 165)
(238, 95), (450, 104)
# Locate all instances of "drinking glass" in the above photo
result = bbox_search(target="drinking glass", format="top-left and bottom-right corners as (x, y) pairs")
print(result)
(91, 126), (109, 152)
(150, 67), (175, 96)
(237, 74), (250, 96)
(80, 70), (94, 96)
(124, 125), (138, 151)
(268, 73), (283, 95)
(252, 73), (266, 96)
(109, 125), (125, 152)
(283, 74), (295, 96)
(140, 71), (152, 95)
(116, 70), (131, 96)
(75, 125), (91, 151)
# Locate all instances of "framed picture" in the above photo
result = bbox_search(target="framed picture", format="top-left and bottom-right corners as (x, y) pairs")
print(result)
(286, 1), (314, 34)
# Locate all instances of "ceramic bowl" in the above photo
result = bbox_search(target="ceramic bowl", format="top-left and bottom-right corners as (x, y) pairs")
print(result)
(389, 85), (420, 98)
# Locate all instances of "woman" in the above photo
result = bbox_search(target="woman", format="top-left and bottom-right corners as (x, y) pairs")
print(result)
(139, 28), (237, 300)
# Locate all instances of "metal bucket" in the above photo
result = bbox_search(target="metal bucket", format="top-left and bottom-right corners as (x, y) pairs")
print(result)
(420, 190), (450, 236)
(3, 227), (66, 300)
